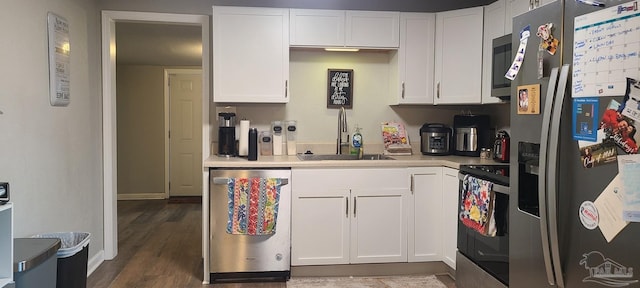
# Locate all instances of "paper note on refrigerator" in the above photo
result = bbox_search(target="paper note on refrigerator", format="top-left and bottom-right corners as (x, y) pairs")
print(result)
(617, 154), (640, 222)
(622, 162), (640, 221)
(505, 26), (530, 81)
(594, 175), (629, 242)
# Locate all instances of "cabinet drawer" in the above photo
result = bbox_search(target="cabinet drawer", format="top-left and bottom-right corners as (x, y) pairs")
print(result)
(293, 168), (408, 192)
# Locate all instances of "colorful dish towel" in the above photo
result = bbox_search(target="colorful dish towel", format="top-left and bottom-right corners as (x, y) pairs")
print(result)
(460, 175), (497, 237)
(227, 177), (282, 235)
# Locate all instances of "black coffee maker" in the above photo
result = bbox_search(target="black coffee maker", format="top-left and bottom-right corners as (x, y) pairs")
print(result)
(218, 112), (236, 156)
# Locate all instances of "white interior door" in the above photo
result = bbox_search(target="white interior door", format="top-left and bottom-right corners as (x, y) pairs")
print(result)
(168, 70), (202, 197)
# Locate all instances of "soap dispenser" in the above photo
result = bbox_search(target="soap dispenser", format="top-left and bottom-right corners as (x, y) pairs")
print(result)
(350, 125), (363, 156)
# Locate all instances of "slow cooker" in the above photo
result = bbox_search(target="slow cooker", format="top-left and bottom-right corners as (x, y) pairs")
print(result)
(420, 123), (452, 155)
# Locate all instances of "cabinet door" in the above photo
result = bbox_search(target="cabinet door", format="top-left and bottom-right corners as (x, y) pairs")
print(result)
(291, 190), (350, 265)
(392, 13), (435, 105)
(290, 9), (345, 47)
(482, 0), (507, 104)
(408, 167), (442, 262)
(350, 188), (408, 264)
(434, 7), (483, 104)
(345, 11), (400, 48)
(291, 170), (350, 265)
(441, 167), (460, 269)
(213, 6), (289, 103)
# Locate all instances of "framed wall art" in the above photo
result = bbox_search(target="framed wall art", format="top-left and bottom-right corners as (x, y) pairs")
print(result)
(48, 12), (71, 107)
(327, 69), (353, 109)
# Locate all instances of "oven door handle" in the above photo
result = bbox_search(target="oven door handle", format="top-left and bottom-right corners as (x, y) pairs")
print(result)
(458, 173), (509, 195)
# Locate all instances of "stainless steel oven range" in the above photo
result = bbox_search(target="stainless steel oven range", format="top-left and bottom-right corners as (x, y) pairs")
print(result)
(456, 165), (509, 288)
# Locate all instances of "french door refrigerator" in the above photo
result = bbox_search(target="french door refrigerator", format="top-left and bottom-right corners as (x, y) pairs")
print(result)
(510, 1), (640, 287)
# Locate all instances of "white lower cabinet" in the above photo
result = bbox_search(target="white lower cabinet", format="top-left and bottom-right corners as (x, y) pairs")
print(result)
(442, 167), (460, 269)
(408, 167), (442, 262)
(291, 186), (350, 265)
(350, 187), (407, 264)
(292, 166), (460, 269)
(291, 168), (409, 266)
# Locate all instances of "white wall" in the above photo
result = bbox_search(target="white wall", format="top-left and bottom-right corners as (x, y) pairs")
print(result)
(0, 0), (103, 258)
(222, 50), (509, 153)
(116, 65), (165, 196)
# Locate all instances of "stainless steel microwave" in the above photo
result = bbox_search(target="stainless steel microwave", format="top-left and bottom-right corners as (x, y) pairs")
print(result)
(491, 34), (512, 100)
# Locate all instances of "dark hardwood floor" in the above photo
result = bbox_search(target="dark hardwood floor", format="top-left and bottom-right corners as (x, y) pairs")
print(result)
(88, 200), (455, 288)
(88, 200), (209, 288)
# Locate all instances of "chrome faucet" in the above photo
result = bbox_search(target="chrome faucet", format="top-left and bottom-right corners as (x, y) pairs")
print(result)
(336, 107), (349, 154)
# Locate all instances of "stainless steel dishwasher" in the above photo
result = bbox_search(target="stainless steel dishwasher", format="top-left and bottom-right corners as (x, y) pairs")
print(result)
(209, 168), (291, 282)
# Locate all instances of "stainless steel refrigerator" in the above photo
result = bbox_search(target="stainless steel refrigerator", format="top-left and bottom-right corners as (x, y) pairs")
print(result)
(510, 1), (640, 287)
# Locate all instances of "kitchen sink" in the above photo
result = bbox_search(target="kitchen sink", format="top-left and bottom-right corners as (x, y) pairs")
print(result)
(296, 153), (395, 161)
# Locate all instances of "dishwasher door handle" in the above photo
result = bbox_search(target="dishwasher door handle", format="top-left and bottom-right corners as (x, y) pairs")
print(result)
(212, 177), (289, 186)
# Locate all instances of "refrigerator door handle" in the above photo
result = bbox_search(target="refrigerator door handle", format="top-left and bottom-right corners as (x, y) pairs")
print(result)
(547, 64), (571, 288)
(539, 66), (560, 286)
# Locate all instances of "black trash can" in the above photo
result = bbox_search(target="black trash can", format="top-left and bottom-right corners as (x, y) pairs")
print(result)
(32, 232), (90, 288)
(13, 238), (61, 288)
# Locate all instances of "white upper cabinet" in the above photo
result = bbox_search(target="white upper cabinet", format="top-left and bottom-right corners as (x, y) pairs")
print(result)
(290, 9), (345, 47)
(345, 11), (400, 48)
(434, 7), (484, 104)
(213, 6), (289, 103)
(482, 0), (507, 104)
(390, 13), (436, 105)
(290, 10), (399, 48)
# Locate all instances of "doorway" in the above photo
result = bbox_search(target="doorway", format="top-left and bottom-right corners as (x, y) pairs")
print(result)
(101, 11), (210, 269)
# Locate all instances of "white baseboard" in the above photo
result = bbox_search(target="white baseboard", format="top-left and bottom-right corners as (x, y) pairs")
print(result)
(117, 193), (166, 200)
(87, 250), (105, 276)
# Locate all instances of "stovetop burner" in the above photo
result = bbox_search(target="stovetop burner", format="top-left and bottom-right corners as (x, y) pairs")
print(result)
(459, 164), (510, 186)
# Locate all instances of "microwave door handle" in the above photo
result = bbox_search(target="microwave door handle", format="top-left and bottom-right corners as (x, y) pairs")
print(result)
(539, 66), (559, 286)
(547, 64), (570, 288)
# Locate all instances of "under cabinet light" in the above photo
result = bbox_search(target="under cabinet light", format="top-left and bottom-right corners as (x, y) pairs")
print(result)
(324, 48), (360, 52)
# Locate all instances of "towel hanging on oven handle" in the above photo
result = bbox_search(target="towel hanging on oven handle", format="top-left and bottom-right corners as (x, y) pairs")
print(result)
(457, 173), (509, 195)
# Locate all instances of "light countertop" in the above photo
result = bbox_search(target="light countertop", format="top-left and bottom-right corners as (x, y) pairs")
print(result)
(204, 154), (505, 169)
